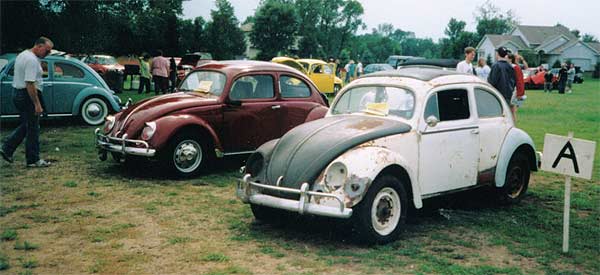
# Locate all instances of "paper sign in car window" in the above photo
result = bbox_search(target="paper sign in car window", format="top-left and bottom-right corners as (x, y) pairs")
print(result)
(363, 102), (389, 116)
(195, 81), (213, 92)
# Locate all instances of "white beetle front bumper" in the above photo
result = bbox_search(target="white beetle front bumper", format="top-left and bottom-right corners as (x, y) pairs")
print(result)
(236, 174), (353, 219)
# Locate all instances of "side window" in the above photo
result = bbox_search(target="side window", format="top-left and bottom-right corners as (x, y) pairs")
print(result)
(280, 76), (311, 98)
(424, 89), (470, 122)
(6, 62), (49, 78)
(229, 75), (274, 100)
(312, 64), (322, 74)
(54, 62), (84, 79)
(475, 88), (503, 118)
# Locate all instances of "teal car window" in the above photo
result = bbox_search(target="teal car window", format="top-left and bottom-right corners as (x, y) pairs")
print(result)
(54, 62), (84, 79)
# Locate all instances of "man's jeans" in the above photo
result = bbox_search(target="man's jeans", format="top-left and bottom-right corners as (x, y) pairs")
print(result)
(1, 89), (40, 164)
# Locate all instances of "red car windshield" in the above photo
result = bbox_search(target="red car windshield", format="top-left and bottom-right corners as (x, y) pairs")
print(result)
(179, 71), (226, 96)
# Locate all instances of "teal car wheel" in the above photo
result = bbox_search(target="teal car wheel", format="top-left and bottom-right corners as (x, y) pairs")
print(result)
(81, 97), (108, 126)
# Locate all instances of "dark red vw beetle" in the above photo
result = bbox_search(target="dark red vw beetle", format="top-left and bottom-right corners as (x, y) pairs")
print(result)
(96, 61), (329, 177)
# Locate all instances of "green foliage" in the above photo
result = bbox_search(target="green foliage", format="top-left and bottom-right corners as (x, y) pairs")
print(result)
(0, 254), (8, 270)
(14, 241), (38, 251)
(440, 18), (479, 59)
(552, 59), (562, 68)
(582, 33), (599, 43)
(519, 49), (539, 67)
(205, 0), (246, 60)
(251, 0), (299, 60)
(474, 0), (518, 39)
(202, 253), (230, 262)
(1, 229), (17, 241)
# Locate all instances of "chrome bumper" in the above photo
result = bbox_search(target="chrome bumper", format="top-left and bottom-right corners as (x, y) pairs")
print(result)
(95, 128), (156, 158)
(236, 174), (353, 219)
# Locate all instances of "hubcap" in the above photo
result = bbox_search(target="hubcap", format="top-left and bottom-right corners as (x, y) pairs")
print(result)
(87, 103), (101, 117)
(173, 140), (202, 173)
(371, 187), (401, 236)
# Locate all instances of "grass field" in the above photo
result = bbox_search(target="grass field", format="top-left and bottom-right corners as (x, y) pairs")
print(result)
(0, 78), (598, 275)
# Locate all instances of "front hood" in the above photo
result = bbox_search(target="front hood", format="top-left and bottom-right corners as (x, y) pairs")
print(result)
(114, 92), (219, 136)
(266, 115), (411, 189)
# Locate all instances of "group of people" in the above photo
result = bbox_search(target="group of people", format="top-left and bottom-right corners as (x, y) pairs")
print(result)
(342, 60), (364, 83)
(456, 46), (528, 122)
(137, 50), (178, 95)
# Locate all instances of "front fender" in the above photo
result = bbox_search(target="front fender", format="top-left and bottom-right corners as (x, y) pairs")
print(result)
(316, 146), (422, 209)
(149, 114), (222, 152)
(495, 128), (537, 187)
(72, 86), (121, 115)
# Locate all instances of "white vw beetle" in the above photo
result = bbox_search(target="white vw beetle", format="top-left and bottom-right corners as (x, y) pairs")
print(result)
(237, 66), (539, 244)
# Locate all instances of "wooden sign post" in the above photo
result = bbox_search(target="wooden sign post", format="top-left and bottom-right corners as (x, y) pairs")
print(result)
(541, 132), (596, 253)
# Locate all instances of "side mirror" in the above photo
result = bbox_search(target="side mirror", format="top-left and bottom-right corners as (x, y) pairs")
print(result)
(426, 115), (439, 127)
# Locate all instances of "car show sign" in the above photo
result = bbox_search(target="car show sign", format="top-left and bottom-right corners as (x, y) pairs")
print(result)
(540, 132), (596, 253)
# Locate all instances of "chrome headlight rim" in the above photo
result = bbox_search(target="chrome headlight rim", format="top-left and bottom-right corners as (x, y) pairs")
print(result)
(141, 121), (157, 141)
(103, 115), (115, 133)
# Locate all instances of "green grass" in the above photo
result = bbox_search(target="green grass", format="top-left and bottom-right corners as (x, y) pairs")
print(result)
(0, 78), (597, 274)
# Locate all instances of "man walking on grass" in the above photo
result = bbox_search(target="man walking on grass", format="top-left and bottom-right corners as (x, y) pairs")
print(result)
(0, 37), (54, 167)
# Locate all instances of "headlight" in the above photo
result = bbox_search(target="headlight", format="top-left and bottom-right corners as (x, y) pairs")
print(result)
(141, 122), (157, 141)
(324, 162), (347, 191)
(103, 115), (115, 133)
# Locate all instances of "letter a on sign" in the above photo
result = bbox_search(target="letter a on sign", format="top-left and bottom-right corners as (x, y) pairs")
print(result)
(541, 134), (596, 180)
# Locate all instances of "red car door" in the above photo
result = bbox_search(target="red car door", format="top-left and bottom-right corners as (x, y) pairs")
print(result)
(277, 74), (327, 133)
(221, 74), (283, 153)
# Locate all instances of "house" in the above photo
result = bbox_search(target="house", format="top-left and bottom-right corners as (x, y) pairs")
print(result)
(476, 24), (600, 71)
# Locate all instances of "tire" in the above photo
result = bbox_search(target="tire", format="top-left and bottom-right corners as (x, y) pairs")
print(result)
(250, 204), (290, 224)
(497, 152), (530, 205)
(352, 175), (408, 244)
(80, 97), (109, 126)
(161, 131), (213, 178)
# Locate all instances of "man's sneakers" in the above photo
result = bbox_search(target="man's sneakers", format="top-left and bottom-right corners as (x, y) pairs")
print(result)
(27, 159), (51, 168)
(0, 149), (13, 163)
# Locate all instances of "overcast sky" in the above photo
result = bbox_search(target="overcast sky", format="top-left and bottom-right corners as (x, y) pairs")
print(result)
(182, 0), (600, 41)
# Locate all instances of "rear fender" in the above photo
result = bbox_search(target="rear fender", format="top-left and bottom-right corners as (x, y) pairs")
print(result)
(495, 128), (537, 187)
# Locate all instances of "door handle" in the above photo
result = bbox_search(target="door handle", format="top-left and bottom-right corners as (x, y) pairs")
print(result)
(470, 129), (479, 134)
(271, 105), (281, 110)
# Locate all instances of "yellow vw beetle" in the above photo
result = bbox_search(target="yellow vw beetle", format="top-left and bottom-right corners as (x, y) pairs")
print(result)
(272, 57), (343, 95)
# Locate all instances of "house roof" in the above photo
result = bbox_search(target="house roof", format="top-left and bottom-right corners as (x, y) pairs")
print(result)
(548, 40), (600, 55)
(480, 35), (528, 49)
(514, 24), (576, 45)
(586, 42), (600, 54)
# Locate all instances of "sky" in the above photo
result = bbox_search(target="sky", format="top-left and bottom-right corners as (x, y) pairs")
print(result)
(182, 0), (600, 41)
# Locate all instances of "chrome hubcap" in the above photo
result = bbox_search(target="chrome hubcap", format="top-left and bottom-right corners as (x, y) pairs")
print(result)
(173, 140), (202, 173)
(87, 103), (102, 117)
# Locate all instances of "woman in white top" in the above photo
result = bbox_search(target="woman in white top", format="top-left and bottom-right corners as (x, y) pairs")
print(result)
(475, 58), (491, 81)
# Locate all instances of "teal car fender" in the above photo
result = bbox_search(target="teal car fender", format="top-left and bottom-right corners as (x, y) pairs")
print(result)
(311, 145), (422, 209)
(494, 127), (538, 187)
(71, 86), (121, 115)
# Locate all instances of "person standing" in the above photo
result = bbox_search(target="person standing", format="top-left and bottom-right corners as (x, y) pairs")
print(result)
(557, 63), (568, 94)
(475, 57), (491, 81)
(488, 47), (515, 117)
(566, 63), (575, 93)
(151, 50), (170, 95)
(543, 68), (554, 93)
(344, 60), (356, 83)
(508, 53), (525, 122)
(137, 54), (151, 94)
(169, 57), (177, 93)
(356, 60), (363, 77)
(456, 47), (476, 75)
(0, 37), (53, 167)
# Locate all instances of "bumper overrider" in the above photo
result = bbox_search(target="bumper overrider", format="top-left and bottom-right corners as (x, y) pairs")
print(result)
(95, 128), (156, 160)
(236, 174), (353, 219)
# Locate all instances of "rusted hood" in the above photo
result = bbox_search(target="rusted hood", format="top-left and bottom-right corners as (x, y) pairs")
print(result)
(266, 115), (411, 189)
(114, 92), (219, 136)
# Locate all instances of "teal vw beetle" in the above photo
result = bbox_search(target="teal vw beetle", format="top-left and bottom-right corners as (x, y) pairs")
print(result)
(0, 54), (121, 125)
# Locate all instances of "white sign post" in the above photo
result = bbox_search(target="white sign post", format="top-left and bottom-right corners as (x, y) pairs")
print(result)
(541, 132), (596, 253)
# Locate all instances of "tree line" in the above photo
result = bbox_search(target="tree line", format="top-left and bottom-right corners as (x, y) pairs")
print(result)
(2, 0), (597, 64)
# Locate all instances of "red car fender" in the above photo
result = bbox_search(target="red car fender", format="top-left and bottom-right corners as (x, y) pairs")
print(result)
(304, 105), (329, 123)
(150, 114), (223, 152)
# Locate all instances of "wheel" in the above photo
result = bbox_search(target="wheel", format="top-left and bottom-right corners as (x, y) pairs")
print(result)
(81, 97), (109, 126)
(250, 204), (290, 224)
(352, 175), (408, 244)
(333, 84), (341, 96)
(497, 152), (530, 205)
(162, 131), (213, 177)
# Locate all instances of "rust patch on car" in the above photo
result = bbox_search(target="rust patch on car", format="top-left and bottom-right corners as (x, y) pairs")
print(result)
(346, 119), (384, 130)
(343, 175), (372, 207)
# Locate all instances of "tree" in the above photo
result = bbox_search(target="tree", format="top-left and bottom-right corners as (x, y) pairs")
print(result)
(474, 0), (518, 39)
(582, 34), (599, 43)
(250, 0), (299, 60)
(205, 0), (246, 60)
(441, 18), (478, 59)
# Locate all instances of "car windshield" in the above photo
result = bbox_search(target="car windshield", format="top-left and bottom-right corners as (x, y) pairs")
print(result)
(332, 86), (415, 119)
(98, 56), (117, 65)
(179, 71), (226, 96)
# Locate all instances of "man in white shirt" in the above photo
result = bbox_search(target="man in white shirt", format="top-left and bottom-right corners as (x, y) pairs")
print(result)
(356, 61), (363, 77)
(1, 37), (53, 167)
(456, 47), (476, 75)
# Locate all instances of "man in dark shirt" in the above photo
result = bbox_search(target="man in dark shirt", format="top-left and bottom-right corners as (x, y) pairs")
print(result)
(557, 63), (568, 94)
(544, 69), (553, 93)
(488, 47), (515, 106)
